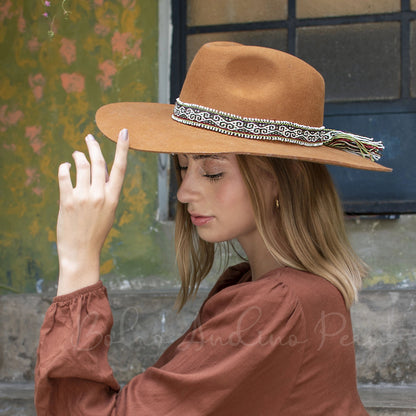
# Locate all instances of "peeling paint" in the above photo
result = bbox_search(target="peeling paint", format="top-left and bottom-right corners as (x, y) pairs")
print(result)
(96, 60), (117, 89)
(59, 38), (76, 65)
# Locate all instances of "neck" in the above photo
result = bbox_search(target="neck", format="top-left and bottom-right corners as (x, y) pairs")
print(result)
(238, 231), (283, 280)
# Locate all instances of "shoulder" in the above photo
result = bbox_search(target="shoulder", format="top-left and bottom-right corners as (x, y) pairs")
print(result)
(210, 267), (300, 309)
(201, 268), (305, 332)
(219, 266), (340, 303)
(267, 267), (343, 296)
(210, 265), (344, 308)
(201, 265), (346, 331)
(261, 267), (348, 317)
(194, 270), (307, 354)
(205, 265), (320, 315)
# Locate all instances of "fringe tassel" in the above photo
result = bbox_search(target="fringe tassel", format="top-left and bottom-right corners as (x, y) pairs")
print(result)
(325, 130), (384, 161)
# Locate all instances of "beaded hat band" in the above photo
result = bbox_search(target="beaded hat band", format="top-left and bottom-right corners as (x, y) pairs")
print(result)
(172, 99), (384, 161)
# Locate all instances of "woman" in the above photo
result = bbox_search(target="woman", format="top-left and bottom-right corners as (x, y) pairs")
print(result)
(35, 42), (390, 415)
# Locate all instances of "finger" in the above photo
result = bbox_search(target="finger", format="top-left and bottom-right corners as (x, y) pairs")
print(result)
(72, 151), (91, 190)
(108, 129), (129, 198)
(58, 162), (73, 205)
(85, 134), (106, 190)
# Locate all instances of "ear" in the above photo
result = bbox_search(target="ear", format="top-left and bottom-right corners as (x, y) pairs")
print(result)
(267, 174), (280, 199)
(263, 174), (280, 207)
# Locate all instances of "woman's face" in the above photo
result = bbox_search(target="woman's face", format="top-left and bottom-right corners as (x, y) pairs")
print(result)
(176, 154), (258, 245)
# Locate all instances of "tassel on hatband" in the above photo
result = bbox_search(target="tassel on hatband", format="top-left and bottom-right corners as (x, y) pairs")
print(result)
(325, 131), (384, 161)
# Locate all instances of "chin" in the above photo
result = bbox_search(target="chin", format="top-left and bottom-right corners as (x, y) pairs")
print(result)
(196, 231), (230, 244)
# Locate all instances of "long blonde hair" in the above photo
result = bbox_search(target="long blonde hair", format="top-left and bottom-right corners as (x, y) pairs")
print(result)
(174, 154), (367, 310)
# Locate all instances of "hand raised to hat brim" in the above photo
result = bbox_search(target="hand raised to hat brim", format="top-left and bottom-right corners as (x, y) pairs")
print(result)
(56, 129), (129, 296)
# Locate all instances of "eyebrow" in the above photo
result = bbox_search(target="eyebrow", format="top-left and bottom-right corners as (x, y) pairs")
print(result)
(190, 154), (226, 160)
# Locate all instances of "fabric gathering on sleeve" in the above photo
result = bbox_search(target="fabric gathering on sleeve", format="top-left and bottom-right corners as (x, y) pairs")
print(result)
(35, 269), (307, 416)
(35, 282), (121, 414)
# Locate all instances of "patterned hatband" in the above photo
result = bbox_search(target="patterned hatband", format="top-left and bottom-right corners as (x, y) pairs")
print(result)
(172, 98), (384, 161)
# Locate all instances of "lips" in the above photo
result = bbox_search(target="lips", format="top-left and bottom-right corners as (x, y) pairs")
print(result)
(190, 214), (214, 226)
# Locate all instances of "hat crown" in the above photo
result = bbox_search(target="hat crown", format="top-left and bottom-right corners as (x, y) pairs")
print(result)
(179, 42), (325, 127)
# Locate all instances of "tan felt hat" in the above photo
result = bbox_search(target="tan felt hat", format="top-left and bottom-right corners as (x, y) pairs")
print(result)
(96, 42), (391, 172)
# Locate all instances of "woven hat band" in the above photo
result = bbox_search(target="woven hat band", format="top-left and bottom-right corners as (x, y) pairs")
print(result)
(172, 99), (384, 161)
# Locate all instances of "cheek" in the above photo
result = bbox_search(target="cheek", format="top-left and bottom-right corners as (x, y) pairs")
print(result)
(218, 181), (255, 218)
(216, 181), (245, 205)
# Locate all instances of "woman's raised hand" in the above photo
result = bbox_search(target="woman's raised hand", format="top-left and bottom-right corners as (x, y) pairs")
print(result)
(56, 129), (129, 296)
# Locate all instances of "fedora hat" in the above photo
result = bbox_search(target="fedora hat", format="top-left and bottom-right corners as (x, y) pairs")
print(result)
(96, 42), (391, 172)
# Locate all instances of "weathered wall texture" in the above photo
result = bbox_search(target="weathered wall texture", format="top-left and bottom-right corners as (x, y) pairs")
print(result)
(101, 215), (416, 293)
(347, 215), (416, 290)
(1, 1), (415, 297)
(1, 288), (415, 385)
(1, 289), (415, 415)
(0, 0), (175, 296)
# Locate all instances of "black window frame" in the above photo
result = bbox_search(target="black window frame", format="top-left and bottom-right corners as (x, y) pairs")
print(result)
(170, 0), (416, 215)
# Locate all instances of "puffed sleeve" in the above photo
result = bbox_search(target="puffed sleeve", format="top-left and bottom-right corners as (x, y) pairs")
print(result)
(35, 277), (306, 415)
(35, 282), (120, 414)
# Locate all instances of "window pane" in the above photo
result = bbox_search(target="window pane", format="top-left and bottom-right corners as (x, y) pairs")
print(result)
(296, 0), (401, 18)
(186, 30), (287, 68)
(297, 22), (401, 102)
(412, 0), (416, 10)
(187, 0), (287, 26)
(411, 21), (416, 97)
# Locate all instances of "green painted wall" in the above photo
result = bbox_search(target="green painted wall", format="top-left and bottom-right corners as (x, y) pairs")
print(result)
(1, 1), (414, 296)
(0, 0), (173, 294)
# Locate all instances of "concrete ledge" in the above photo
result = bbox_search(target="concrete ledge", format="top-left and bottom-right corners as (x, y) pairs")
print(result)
(359, 384), (416, 410)
(0, 382), (34, 400)
(1, 382), (415, 416)
(0, 383), (35, 416)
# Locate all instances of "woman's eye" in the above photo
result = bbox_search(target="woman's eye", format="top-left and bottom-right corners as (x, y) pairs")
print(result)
(204, 172), (223, 182)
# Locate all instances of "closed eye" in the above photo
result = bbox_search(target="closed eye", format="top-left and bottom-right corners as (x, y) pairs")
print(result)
(204, 172), (223, 182)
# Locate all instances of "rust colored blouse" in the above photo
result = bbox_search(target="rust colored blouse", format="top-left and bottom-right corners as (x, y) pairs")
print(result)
(35, 263), (368, 415)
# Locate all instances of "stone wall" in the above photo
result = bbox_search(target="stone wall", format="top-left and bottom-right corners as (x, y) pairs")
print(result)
(1, 287), (415, 385)
(1, 284), (415, 414)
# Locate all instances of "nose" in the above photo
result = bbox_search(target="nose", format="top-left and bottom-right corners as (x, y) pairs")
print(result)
(177, 170), (198, 204)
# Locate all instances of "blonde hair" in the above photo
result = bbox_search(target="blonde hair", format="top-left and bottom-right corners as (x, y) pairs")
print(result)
(174, 154), (367, 310)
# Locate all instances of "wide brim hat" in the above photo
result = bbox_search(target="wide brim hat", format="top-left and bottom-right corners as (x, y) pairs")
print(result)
(96, 42), (391, 172)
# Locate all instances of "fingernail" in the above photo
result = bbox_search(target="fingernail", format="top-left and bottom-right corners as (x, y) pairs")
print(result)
(85, 134), (95, 142)
(121, 128), (128, 141)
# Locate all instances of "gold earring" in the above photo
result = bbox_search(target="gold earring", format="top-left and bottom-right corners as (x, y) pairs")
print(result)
(275, 199), (280, 209)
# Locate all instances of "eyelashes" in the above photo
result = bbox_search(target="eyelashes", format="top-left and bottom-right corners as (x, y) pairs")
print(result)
(178, 165), (223, 182)
(204, 172), (223, 182)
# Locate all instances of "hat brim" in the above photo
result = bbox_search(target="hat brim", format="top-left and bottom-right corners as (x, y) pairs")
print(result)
(96, 102), (391, 172)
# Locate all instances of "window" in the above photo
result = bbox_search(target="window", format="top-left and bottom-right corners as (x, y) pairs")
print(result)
(169, 0), (416, 215)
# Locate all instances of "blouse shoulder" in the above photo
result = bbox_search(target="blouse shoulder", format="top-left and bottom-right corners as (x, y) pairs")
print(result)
(205, 264), (344, 318)
(209, 266), (296, 300)
(198, 266), (305, 337)
(270, 267), (347, 312)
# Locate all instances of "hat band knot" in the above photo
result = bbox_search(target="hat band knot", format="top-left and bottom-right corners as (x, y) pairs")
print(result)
(172, 98), (384, 161)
